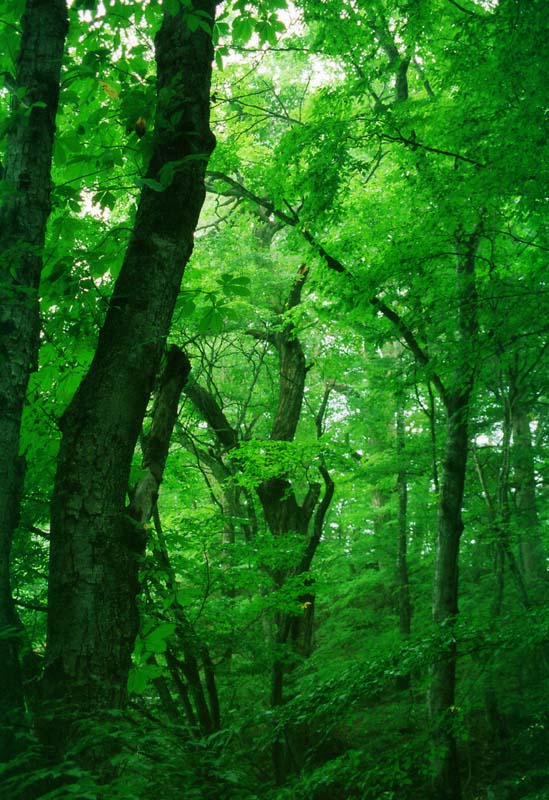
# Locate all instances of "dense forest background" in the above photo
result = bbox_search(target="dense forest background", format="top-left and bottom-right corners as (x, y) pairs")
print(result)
(1, 1), (548, 798)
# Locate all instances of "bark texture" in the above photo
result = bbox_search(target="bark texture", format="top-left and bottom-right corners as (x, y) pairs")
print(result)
(428, 223), (481, 800)
(0, 0), (68, 761)
(41, 2), (217, 739)
(428, 393), (469, 800)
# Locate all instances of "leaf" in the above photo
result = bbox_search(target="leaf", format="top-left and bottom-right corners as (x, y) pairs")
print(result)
(143, 622), (176, 654)
(232, 16), (254, 46)
(128, 662), (164, 695)
(98, 79), (119, 100)
(197, 307), (224, 334)
(177, 295), (197, 316)
(218, 273), (251, 297)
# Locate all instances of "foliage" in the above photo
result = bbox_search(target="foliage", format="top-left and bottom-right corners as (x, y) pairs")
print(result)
(1, 0), (548, 798)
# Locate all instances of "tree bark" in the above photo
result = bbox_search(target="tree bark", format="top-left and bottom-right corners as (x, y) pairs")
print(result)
(428, 223), (481, 800)
(428, 393), (469, 800)
(395, 393), (412, 690)
(511, 403), (547, 588)
(40, 1), (217, 747)
(129, 346), (191, 525)
(0, 0), (68, 761)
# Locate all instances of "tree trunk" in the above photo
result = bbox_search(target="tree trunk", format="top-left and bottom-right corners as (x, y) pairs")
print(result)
(0, 0), (68, 761)
(40, 1), (217, 748)
(428, 222), (481, 800)
(471, 445), (511, 746)
(511, 404), (546, 588)
(428, 394), (470, 800)
(395, 394), (412, 690)
(183, 264), (333, 782)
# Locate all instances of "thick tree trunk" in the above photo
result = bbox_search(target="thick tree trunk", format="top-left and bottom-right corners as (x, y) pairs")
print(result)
(0, 0), (68, 761)
(40, 2), (217, 746)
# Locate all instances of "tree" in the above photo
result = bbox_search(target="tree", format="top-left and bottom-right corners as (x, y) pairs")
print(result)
(41, 1), (218, 748)
(0, 0), (68, 761)
(2, 0), (548, 798)
(0, 0), (218, 776)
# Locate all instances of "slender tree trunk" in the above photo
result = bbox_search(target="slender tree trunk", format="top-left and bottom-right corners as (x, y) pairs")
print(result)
(511, 404), (546, 588)
(183, 265), (334, 781)
(429, 393), (470, 800)
(0, 0), (68, 761)
(471, 446), (511, 746)
(131, 348), (212, 732)
(40, 2), (217, 749)
(152, 508), (221, 735)
(428, 222), (481, 800)
(395, 394), (412, 690)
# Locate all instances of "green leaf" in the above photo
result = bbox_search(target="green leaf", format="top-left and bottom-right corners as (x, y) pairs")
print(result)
(128, 662), (164, 695)
(197, 307), (224, 334)
(143, 622), (176, 654)
(232, 16), (254, 46)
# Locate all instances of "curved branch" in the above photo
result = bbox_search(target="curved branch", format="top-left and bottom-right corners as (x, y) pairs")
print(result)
(206, 174), (448, 402)
(184, 381), (238, 452)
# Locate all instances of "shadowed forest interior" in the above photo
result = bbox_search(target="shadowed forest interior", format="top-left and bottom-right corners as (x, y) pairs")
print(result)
(0, 1), (547, 798)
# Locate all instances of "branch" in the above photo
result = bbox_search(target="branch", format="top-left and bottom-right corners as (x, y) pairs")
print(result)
(129, 346), (191, 525)
(499, 227), (549, 252)
(370, 296), (448, 405)
(244, 327), (277, 344)
(446, 0), (485, 16)
(207, 172), (346, 273)
(315, 382), (334, 438)
(299, 465), (335, 574)
(380, 132), (485, 168)
(207, 172), (447, 399)
(184, 381), (238, 451)
(14, 598), (48, 613)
